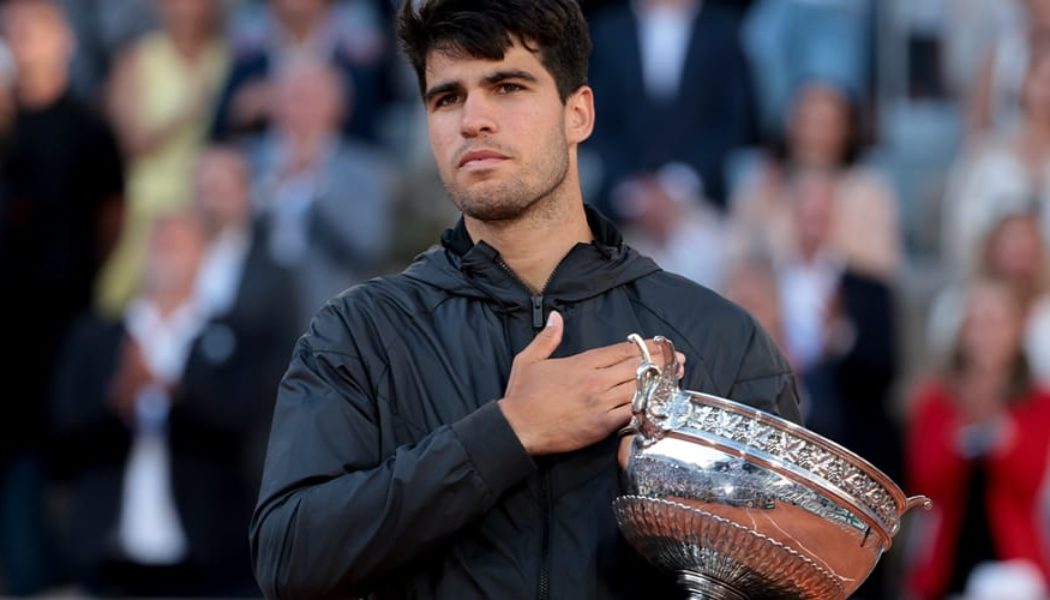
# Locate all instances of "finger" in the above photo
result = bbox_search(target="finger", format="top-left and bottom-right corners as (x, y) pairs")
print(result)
(604, 403), (633, 431)
(581, 339), (664, 369)
(599, 379), (636, 412)
(515, 310), (563, 364)
(597, 355), (649, 390)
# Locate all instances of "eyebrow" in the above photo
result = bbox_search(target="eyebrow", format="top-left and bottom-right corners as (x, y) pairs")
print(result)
(424, 69), (540, 105)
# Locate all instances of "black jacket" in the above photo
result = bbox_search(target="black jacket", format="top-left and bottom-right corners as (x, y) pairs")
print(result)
(52, 231), (297, 593)
(250, 208), (800, 599)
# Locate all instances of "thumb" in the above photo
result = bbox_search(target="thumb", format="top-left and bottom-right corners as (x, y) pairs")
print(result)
(518, 310), (563, 364)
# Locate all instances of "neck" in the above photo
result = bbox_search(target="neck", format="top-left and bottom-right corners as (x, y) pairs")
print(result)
(284, 17), (322, 46)
(17, 70), (68, 109)
(464, 186), (592, 294)
(169, 26), (210, 60)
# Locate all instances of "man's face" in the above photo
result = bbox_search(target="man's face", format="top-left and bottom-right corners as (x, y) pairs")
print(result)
(423, 41), (575, 222)
(4, 3), (72, 80)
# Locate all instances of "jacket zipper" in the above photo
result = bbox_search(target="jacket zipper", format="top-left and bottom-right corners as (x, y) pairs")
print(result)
(494, 257), (563, 598)
(537, 470), (552, 600)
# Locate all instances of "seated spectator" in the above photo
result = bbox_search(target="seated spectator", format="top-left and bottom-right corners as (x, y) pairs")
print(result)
(730, 80), (901, 283)
(250, 56), (395, 328)
(905, 279), (1050, 599)
(944, 33), (1050, 274)
(210, 0), (390, 143)
(586, 0), (756, 214)
(97, 0), (230, 314)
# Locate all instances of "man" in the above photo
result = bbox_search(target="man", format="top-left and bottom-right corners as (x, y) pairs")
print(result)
(0, 0), (124, 594)
(250, 1), (800, 598)
(52, 148), (297, 596)
(250, 56), (395, 329)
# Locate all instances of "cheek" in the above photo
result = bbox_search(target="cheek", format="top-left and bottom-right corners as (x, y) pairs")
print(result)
(427, 119), (459, 164)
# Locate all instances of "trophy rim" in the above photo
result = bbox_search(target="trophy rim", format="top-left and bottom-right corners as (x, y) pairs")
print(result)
(670, 391), (909, 541)
(657, 428), (894, 548)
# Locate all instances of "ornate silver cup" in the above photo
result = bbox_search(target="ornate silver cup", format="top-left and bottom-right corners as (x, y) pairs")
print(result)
(615, 335), (931, 600)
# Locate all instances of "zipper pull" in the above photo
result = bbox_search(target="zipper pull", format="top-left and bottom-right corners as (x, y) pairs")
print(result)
(531, 295), (544, 330)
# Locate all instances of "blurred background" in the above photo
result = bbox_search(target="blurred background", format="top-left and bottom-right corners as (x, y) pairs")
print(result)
(0, 0), (1049, 598)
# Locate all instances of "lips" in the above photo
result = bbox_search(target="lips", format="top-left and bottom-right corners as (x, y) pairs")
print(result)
(458, 149), (509, 168)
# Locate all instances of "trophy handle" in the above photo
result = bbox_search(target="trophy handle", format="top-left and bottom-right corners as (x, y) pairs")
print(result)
(626, 334), (682, 440)
(905, 495), (933, 513)
(627, 334), (661, 415)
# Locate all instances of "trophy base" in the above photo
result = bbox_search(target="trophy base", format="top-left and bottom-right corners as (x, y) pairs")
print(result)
(679, 570), (749, 600)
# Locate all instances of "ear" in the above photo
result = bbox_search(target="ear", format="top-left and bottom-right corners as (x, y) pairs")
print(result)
(564, 85), (595, 145)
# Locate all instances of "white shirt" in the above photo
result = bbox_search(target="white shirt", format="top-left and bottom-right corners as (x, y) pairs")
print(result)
(636, 2), (700, 102)
(195, 227), (251, 319)
(117, 298), (206, 565)
(778, 252), (844, 371)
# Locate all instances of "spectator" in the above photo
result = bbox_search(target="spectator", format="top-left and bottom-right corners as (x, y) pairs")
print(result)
(97, 0), (230, 315)
(251, 56), (395, 328)
(774, 169), (900, 470)
(210, 0), (390, 143)
(944, 33), (1050, 273)
(0, 1), (124, 593)
(730, 81), (902, 283)
(52, 148), (296, 594)
(52, 213), (208, 595)
(587, 0), (757, 214)
(905, 279), (1050, 599)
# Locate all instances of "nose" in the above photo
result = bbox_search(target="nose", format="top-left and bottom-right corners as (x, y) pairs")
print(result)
(460, 92), (498, 138)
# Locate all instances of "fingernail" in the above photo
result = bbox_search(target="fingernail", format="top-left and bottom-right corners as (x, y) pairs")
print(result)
(546, 311), (559, 327)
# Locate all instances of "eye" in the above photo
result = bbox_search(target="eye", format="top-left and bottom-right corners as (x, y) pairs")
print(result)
(433, 93), (462, 109)
(495, 83), (524, 94)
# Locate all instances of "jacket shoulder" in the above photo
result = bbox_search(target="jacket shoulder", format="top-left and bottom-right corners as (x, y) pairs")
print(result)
(300, 273), (444, 355)
(630, 271), (798, 419)
(631, 270), (756, 347)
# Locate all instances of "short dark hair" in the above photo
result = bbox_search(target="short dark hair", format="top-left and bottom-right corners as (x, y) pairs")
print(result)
(397, 0), (592, 103)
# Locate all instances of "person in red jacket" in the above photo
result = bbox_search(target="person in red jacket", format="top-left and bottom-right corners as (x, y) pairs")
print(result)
(905, 278), (1050, 599)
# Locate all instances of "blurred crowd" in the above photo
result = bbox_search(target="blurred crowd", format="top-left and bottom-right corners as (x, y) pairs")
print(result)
(0, 0), (1049, 598)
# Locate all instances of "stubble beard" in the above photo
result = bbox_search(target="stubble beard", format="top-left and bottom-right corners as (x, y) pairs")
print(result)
(442, 138), (570, 224)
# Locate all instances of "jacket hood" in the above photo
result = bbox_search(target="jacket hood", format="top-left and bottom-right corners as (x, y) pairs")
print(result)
(402, 206), (661, 309)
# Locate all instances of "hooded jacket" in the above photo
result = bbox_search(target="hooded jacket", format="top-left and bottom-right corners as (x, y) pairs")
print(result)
(250, 207), (801, 599)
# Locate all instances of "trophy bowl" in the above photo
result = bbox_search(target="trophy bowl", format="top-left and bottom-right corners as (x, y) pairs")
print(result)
(615, 335), (931, 600)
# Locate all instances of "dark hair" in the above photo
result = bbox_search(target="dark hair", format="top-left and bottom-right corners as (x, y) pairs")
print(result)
(947, 278), (1034, 405)
(768, 78), (866, 169)
(397, 0), (592, 102)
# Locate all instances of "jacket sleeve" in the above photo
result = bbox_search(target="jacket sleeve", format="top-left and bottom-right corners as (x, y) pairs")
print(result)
(249, 332), (536, 599)
(725, 321), (803, 425)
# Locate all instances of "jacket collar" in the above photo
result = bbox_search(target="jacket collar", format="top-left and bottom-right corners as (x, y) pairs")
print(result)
(405, 205), (660, 309)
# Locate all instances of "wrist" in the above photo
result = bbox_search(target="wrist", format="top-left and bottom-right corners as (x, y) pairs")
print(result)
(497, 397), (539, 455)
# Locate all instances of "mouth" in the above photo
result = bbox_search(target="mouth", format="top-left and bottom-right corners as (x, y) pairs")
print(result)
(458, 149), (510, 169)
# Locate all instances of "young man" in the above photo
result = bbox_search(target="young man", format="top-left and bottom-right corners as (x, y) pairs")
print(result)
(250, 1), (801, 598)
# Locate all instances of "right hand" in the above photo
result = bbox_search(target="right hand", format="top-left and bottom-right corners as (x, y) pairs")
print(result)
(498, 311), (683, 455)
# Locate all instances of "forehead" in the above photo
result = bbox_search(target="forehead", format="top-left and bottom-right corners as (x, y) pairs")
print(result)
(423, 42), (551, 88)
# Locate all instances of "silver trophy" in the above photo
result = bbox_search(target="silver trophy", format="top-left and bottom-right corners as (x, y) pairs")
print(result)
(615, 335), (931, 600)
